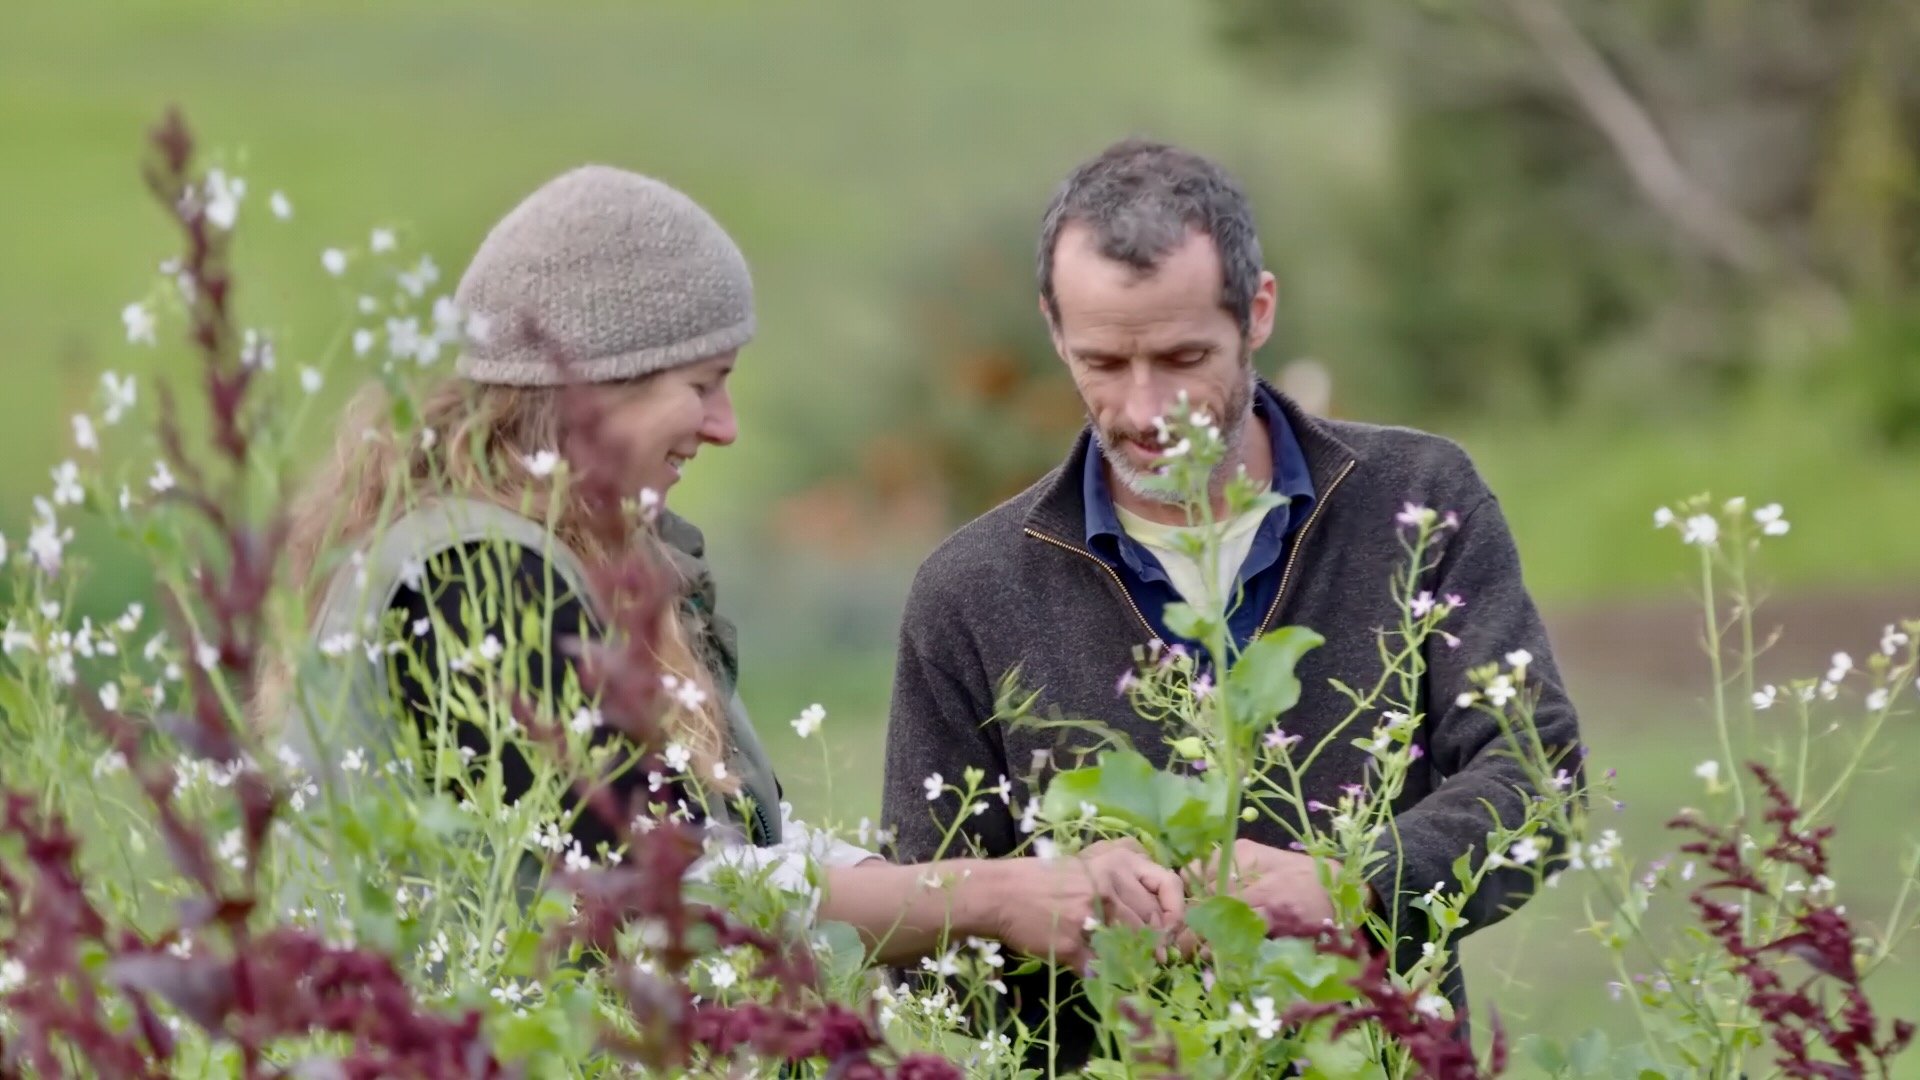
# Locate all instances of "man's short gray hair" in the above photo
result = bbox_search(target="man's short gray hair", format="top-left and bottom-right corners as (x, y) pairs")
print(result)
(1037, 139), (1265, 334)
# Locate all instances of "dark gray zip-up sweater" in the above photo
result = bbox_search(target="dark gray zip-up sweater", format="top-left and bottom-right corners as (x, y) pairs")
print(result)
(881, 389), (1581, 1069)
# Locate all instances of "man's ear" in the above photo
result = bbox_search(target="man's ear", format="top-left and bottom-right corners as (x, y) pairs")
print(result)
(1245, 271), (1279, 353)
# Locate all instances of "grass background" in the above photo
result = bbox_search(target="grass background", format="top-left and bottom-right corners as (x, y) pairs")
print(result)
(5, 0), (1918, 1067)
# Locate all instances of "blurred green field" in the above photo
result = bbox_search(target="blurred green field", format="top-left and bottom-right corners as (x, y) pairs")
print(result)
(7, 0), (1919, 1069)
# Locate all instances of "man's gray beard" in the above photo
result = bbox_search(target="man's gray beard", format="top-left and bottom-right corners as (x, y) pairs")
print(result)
(1097, 373), (1256, 508)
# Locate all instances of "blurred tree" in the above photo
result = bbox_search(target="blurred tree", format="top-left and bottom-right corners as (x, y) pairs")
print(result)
(1214, 0), (1920, 421)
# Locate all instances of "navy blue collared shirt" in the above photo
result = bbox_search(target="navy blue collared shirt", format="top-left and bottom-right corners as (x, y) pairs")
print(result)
(1084, 385), (1316, 654)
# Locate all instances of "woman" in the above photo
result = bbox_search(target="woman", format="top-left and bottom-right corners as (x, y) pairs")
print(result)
(271, 165), (1181, 970)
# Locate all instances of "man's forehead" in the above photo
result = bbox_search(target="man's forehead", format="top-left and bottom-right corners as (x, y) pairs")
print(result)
(1051, 225), (1224, 316)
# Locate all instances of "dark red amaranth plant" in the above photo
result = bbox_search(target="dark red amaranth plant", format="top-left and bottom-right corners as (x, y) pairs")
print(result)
(1267, 911), (1504, 1080)
(1671, 763), (1916, 1079)
(0, 109), (508, 1079)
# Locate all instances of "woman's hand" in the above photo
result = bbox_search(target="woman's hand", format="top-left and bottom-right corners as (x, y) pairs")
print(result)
(970, 838), (1185, 971)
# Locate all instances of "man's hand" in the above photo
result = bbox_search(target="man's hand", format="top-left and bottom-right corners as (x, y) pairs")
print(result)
(971, 839), (1185, 972)
(1186, 839), (1350, 936)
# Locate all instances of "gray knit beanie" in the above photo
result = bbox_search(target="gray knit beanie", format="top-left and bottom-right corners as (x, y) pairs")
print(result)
(454, 165), (755, 386)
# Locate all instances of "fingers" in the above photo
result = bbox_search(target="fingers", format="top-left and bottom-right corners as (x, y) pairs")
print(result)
(1097, 868), (1163, 930)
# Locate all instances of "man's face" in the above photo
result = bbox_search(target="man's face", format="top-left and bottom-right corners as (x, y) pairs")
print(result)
(1044, 223), (1276, 503)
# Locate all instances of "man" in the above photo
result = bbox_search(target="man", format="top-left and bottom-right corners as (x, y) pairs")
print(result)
(880, 138), (1581, 1067)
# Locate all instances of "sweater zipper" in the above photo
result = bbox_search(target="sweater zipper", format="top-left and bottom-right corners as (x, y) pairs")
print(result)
(1022, 529), (1158, 639)
(1255, 459), (1356, 636)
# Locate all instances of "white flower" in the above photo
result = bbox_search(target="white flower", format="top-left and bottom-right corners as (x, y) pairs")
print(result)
(923, 773), (943, 801)
(341, 748), (366, 773)
(1882, 625), (1911, 657)
(663, 743), (691, 772)
(563, 843), (592, 873)
(149, 459), (176, 493)
(1505, 649), (1533, 671)
(489, 981), (526, 1005)
(299, 367), (323, 394)
(92, 749), (127, 778)
(0, 958), (25, 993)
(523, 450), (560, 477)
(1828, 652), (1854, 683)
(704, 957), (738, 991)
(921, 948), (962, 977)
(1753, 503), (1789, 536)
(203, 169), (244, 230)
(1396, 502), (1438, 529)
(1681, 514), (1719, 548)
(414, 335), (442, 366)
(1247, 996), (1282, 1039)
(196, 641), (220, 671)
(1652, 506), (1675, 529)
(1032, 837), (1059, 861)
(217, 827), (245, 868)
(321, 248), (347, 276)
(352, 328), (376, 357)
(3, 621), (35, 656)
(72, 415), (98, 453)
(1508, 836), (1542, 866)
(397, 255), (440, 298)
(570, 707), (602, 734)
(477, 635), (503, 663)
(370, 227), (396, 253)
(711, 760), (729, 782)
(1753, 685), (1778, 710)
(670, 678), (707, 712)
(1455, 691), (1477, 709)
(1866, 689), (1890, 712)
(1414, 993), (1449, 1020)
(1485, 675), (1517, 709)
(51, 461), (83, 506)
(1409, 590), (1436, 618)
(431, 295), (463, 337)
(1695, 760), (1720, 786)
(99, 683), (121, 712)
(269, 191), (292, 220)
(101, 372), (137, 424)
(28, 501), (71, 574)
(791, 703), (825, 738)
(122, 302), (156, 346)
(383, 315), (422, 361)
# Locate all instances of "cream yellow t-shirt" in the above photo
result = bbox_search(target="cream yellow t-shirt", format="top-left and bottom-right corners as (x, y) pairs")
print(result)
(1115, 501), (1270, 611)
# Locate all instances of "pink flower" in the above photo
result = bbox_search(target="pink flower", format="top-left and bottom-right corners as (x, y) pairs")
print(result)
(1409, 591), (1436, 618)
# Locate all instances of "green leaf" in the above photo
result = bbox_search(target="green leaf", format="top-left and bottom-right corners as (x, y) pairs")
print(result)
(814, 920), (870, 987)
(0, 674), (34, 726)
(1260, 936), (1351, 1001)
(1161, 602), (1215, 644)
(1299, 1023), (1387, 1079)
(1186, 896), (1267, 971)
(1569, 1030), (1610, 1075)
(1522, 1034), (1568, 1074)
(415, 795), (473, 840)
(1088, 924), (1160, 989)
(1226, 626), (1324, 722)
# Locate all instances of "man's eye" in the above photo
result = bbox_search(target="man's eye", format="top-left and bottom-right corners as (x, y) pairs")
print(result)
(1172, 350), (1210, 366)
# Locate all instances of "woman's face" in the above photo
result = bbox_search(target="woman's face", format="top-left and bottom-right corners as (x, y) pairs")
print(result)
(600, 351), (739, 499)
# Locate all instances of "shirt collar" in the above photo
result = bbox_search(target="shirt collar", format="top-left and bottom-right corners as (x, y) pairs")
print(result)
(1085, 382), (1316, 551)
